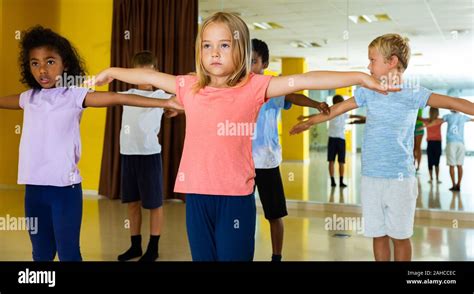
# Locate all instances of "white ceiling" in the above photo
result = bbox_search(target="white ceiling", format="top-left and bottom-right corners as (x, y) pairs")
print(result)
(199, 0), (474, 90)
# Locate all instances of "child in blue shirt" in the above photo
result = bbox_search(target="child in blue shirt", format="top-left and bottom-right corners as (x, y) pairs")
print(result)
(291, 33), (474, 261)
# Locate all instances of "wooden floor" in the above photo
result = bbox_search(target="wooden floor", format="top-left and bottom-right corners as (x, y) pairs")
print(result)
(0, 189), (473, 261)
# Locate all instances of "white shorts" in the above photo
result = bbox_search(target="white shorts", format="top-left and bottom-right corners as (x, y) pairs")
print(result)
(361, 176), (418, 239)
(446, 142), (465, 166)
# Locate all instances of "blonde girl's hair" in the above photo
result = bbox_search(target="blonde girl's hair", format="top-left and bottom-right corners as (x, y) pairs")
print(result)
(429, 107), (439, 123)
(369, 33), (411, 72)
(194, 12), (251, 91)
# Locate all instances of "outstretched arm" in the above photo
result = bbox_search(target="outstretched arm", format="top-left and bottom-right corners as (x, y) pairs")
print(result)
(91, 68), (177, 94)
(0, 95), (21, 110)
(84, 92), (183, 111)
(284, 93), (330, 114)
(423, 118), (445, 128)
(427, 93), (474, 115)
(290, 97), (358, 135)
(267, 71), (395, 99)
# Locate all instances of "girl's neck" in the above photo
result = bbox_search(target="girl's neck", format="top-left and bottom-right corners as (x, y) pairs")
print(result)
(208, 75), (230, 88)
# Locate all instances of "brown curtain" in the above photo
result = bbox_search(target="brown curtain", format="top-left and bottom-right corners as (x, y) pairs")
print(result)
(98, 0), (197, 201)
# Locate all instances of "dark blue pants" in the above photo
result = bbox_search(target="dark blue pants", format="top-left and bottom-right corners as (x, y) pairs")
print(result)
(25, 184), (83, 261)
(186, 193), (256, 261)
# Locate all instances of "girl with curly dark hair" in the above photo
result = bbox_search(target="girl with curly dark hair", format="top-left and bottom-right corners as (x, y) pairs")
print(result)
(0, 26), (182, 261)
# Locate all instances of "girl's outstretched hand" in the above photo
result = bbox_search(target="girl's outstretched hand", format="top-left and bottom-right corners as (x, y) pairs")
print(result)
(165, 96), (184, 117)
(94, 69), (115, 86)
(84, 68), (114, 88)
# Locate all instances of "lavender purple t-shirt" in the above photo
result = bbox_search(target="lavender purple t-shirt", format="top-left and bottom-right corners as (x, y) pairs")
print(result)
(18, 87), (89, 187)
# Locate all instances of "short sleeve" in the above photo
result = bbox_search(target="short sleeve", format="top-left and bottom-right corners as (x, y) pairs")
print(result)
(463, 115), (472, 123)
(413, 87), (432, 109)
(175, 75), (197, 106)
(442, 114), (450, 122)
(19, 89), (33, 109)
(250, 73), (272, 105)
(354, 87), (368, 107)
(72, 87), (89, 109)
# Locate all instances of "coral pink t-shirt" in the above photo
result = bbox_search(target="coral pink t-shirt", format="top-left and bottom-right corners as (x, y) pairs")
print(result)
(174, 73), (272, 196)
(426, 122), (442, 141)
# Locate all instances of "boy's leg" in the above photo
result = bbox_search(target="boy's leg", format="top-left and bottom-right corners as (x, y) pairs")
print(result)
(329, 161), (335, 177)
(337, 138), (346, 187)
(392, 238), (412, 261)
(269, 218), (284, 260)
(150, 206), (163, 236)
(186, 194), (217, 261)
(117, 201), (142, 261)
(385, 177), (417, 262)
(361, 177), (388, 260)
(435, 166), (440, 182)
(138, 206), (163, 262)
(255, 167), (288, 261)
(449, 166), (456, 189)
(339, 163), (345, 178)
(373, 236), (390, 261)
(52, 184), (83, 261)
(339, 163), (346, 187)
(128, 201), (142, 235)
(328, 138), (337, 186)
(428, 168), (433, 182)
(215, 194), (256, 261)
(457, 165), (463, 189)
(25, 185), (57, 261)
(329, 162), (336, 187)
(119, 155), (143, 261)
(137, 153), (164, 262)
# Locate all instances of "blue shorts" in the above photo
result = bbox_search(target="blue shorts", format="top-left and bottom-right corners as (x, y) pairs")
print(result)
(186, 193), (256, 261)
(25, 184), (83, 261)
(121, 153), (164, 209)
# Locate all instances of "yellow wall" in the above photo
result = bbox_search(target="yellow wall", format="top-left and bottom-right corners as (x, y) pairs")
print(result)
(280, 58), (309, 161)
(0, 0), (112, 191)
(58, 0), (113, 191)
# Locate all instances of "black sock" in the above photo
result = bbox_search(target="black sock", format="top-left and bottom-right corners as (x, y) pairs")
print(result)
(340, 177), (347, 187)
(139, 235), (160, 262)
(118, 235), (142, 261)
(331, 177), (336, 187)
(271, 254), (282, 262)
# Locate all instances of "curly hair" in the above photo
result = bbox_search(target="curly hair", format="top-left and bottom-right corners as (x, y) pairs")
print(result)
(19, 26), (86, 89)
(251, 39), (269, 65)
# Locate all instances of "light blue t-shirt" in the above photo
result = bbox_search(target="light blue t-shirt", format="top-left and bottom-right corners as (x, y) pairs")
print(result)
(252, 96), (292, 169)
(443, 113), (471, 143)
(354, 87), (432, 179)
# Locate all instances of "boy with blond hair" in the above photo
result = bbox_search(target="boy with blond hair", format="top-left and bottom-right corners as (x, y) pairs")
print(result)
(291, 33), (474, 261)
